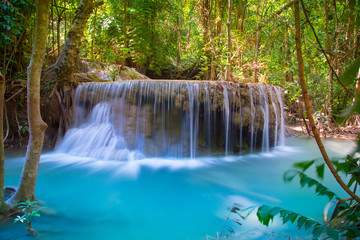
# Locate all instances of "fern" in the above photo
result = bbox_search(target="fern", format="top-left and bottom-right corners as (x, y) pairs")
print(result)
(257, 205), (340, 239)
(283, 170), (339, 200)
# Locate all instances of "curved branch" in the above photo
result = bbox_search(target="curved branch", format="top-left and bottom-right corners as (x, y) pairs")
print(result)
(294, 0), (360, 203)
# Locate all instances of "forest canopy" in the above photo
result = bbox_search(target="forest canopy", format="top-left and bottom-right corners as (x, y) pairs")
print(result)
(1, 0), (360, 120)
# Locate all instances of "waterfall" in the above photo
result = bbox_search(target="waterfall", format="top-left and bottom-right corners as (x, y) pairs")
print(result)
(222, 86), (230, 155)
(275, 87), (285, 146)
(57, 81), (286, 159)
(248, 85), (256, 152)
(259, 86), (270, 152)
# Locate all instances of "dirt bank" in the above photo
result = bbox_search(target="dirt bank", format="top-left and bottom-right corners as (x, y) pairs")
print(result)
(286, 119), (360, 141)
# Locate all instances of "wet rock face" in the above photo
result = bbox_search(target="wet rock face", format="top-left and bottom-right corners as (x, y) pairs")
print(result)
(73, 80), (285, 157)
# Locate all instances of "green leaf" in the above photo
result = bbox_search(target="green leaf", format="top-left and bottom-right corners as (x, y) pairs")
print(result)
(341, 92), (360, 117)
(316, 164), (325, 179)
(326, 228), (339, 240)
(330, 208), (352, 228)
(283, 170), (299, 182)
(282, 212), (299, 224)
(299, 174), (311, 187)
(297, 216), (308, 229)
(293, 160), (316, 172)
(256, 205), (280, 226)
(312, 225), (326, 238)
(339, 56), (360, 86)
(304, 219), (317, 230)
(347, 176), (357, 188)
(349, 166), (360, 174)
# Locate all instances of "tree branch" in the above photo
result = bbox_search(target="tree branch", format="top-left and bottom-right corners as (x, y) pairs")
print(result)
(294, 0), (360, 203)
(299, 0), (354, 97)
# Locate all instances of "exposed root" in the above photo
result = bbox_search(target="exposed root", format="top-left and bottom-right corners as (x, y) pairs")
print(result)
(5, 87), (24, 103)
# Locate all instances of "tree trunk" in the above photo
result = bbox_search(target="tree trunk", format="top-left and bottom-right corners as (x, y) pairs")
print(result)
(225, 0), (232, 81)
(43, 0), (104, 85)
(324, 0), (334, 122)
(178, 1), (182, 63)
(254, 0), (260, 83)
(234, 0), (242, 31)
(54, 0), (63, 55)
(283, 23), (288, 85)
(42, 0), (103, 136)
(8, 0), (51, 204)
(295, 0), (360, 203)
(91, 7), (98, 59)
(201, 0), (211, 79)
(347, 0), (356, 57)
(0, 73), (5, 211)
(51, 2), (56, 56)
(239, 0), (247, 33)
(124, 0), (128, 49)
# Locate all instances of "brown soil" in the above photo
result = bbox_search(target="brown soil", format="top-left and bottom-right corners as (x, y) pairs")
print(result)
(286, 119), (360, 141)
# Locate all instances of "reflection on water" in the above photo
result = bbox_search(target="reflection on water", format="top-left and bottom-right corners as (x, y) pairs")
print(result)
(0, 136), (356, 240)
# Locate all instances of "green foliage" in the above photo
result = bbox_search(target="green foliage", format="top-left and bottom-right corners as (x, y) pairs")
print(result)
(14, 200), (45, 233)
(0, 0), (33, 46)
(257, 205), (339, 239)
(332, 155), (360, 188)
(283, 169), (338, 200)
(339, 56), (360, 87)
(0, 0), (35, 76)
(19, 122), (28, 135)
(256, 156), (360, 239)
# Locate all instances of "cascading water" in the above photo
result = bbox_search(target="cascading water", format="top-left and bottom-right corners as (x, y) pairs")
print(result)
(259, 85), (270, 152)
(57, 80), (285, 158)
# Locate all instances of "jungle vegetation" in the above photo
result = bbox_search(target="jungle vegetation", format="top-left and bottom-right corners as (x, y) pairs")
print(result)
(0, 0), (360, 238)
(1, 0), (359, 117)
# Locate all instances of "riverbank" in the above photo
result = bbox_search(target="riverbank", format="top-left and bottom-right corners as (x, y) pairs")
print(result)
(286, 120), (360, 141)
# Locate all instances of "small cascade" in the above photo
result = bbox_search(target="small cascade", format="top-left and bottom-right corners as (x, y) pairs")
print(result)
(259, 86), (270, 152)
(248, 85), (256, 152)
(222, 86), (230, 155)
(57, 81), (286, 159)
(275, 87), (285, 146)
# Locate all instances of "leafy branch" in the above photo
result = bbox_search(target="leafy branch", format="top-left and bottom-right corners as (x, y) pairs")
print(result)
(13, 200), (45, 233)
(257, 205), (339, 239)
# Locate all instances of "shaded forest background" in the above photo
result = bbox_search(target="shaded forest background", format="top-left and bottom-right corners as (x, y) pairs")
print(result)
(1, 0), (360, 148)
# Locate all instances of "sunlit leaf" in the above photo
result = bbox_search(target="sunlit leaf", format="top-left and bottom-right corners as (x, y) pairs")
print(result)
(339, 56), (360, 86)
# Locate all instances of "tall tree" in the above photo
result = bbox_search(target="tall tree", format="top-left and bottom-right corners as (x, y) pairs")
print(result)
(42, 0), (103, 134)
(0, 73), (5, 210)
(294, 0), (360, 203)
(8, 0), (51, 204)
(199, 0), (212, 79)
(225, 0), (232, 81)
(43, 0), (104, 85)
(253, 0), (260, 82)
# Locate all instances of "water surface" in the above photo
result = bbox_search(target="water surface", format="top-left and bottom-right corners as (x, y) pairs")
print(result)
(0, 136), (356, 240)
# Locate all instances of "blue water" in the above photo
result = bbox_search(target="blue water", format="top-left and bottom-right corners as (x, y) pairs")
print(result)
(0, 137), (356, 240)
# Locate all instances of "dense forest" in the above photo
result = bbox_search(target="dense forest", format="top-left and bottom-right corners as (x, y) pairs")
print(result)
(2, 0), (359, 119)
